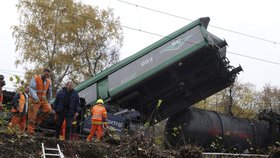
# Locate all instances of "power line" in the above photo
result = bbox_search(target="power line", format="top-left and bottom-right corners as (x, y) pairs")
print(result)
(34, 2), (280, 67)
(227, 51), (280, 66)
(115, 0), (280, 45)
(116, 0), (193, 22)
(123, 26), (280, 67)
(209, 25), (280, 44)
(121, 25), (167, 38)
(113, 1), (280, 66)
(0, 68), (25, 74)
(120, 21), (280, 66)
(3, 87), (16, 91)
(0, 71), (24, 77)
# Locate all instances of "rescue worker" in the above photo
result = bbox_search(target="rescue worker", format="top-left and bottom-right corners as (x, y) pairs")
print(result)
(27, 68), (52, 134)
(8, 85), (30, 132)
(60, 118), (78, 140)
(0, 74), (5, 111)
(53, 81), (80, 140)
(87, 99), (107, 142)
(60, 119), (67, 140)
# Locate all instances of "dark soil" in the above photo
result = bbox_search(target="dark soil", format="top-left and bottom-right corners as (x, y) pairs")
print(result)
(0, 130), (202, 158)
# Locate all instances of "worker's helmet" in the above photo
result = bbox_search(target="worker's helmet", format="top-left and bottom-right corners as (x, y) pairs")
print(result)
(96, 99), (104, 104)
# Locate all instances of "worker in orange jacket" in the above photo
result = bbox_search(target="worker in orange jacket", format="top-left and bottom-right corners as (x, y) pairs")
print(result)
(87, 99), (107, 142)
(9, 85), (30, 132)
(27, 68), (53, 134)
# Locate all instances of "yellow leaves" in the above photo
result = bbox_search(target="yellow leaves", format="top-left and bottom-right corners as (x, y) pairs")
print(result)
(9, 75), (26, 92)
(53, 53), (72, 63)
(171, 126), (181, 137)
(144, 122), (149, 128)
(9, 76), (14, 82)
(26, 24), (40, 36)
(13, 0), (123, 93)
(194, 81), (261, 119)
(156, 99), (163, 109)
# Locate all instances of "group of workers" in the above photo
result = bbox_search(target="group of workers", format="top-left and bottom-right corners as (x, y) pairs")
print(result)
(7, 68), (108, 142)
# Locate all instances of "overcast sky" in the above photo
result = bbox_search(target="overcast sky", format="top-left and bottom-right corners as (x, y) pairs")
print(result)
(1, 0), (280, 91)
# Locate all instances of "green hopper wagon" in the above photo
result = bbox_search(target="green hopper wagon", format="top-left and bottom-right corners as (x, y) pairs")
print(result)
(75, 17), (242, 125)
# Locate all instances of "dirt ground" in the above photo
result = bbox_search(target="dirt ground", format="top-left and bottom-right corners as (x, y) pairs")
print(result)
(0, 129), (203, 158)
(0, 109), (202, 158)
(0, 115), (276, 158)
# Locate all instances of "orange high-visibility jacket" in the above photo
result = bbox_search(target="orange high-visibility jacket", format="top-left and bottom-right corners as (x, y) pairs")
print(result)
(11, 93), (27, 113)
(91, 104), (107, 124)
(35, 75), (51, 98)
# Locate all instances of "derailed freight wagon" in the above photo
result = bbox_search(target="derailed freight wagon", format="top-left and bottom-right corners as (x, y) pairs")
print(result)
(39, 16), (243, 145)
(76, 17), (241, 127)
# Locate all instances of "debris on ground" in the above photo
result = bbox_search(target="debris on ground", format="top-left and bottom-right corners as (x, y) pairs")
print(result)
(0, 129), (202, 158)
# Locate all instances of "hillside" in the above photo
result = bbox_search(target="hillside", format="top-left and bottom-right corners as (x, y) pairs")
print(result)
(0, 130), (202, 158)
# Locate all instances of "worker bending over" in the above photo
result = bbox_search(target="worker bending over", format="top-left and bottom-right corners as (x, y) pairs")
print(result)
(87, 99), (107, 142)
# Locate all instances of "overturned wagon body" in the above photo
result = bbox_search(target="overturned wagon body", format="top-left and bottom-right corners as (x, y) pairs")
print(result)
(39, 17), (245, 149)
(75, 17), (241, 124)
(165, 108), (277, 152)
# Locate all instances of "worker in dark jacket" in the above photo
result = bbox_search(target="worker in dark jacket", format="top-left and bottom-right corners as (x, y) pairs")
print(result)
(53, 81), (81, 140)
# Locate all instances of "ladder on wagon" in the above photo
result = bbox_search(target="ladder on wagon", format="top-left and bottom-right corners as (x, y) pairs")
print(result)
(42, 143), (64, 158)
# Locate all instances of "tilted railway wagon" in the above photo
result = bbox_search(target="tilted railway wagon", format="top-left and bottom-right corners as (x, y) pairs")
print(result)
(75, 17), (242, 125)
